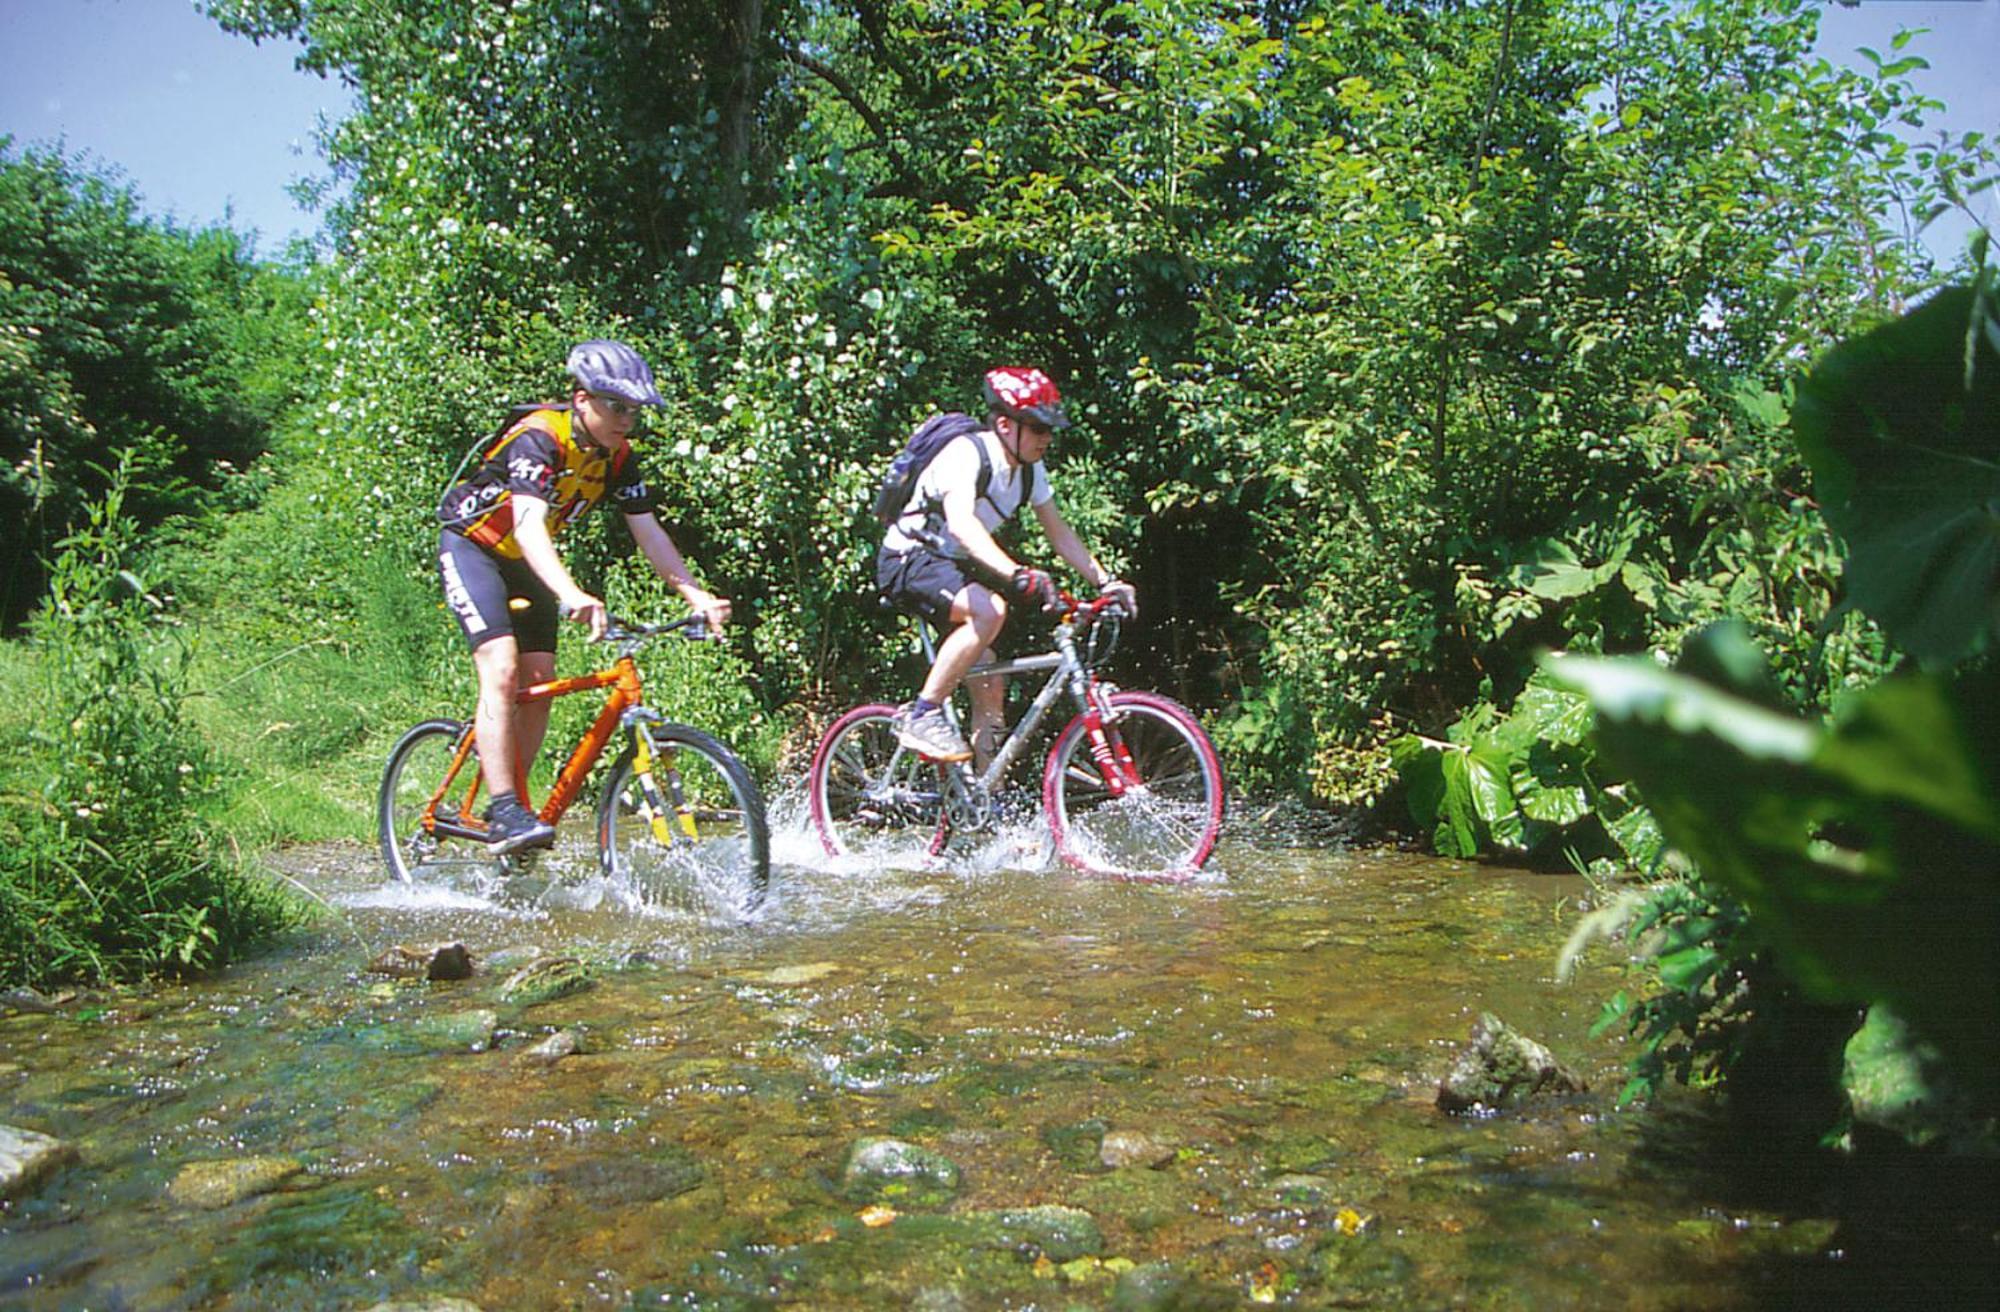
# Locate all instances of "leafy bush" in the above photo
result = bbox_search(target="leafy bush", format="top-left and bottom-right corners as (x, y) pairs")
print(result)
(1555, 277), (2000, 1135)
(0, 462), (298, 987)
(1389, 672), (1662, 869)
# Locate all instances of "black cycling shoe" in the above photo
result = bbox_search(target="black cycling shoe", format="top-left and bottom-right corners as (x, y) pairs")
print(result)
(484, 796), (556, 854)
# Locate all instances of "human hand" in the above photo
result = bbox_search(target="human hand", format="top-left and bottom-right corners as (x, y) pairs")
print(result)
(688, 591), (732, 633)
(1098, 577), (1137, 619)
(562, 593), (608, 641)
(1008, 565), (1062, 613)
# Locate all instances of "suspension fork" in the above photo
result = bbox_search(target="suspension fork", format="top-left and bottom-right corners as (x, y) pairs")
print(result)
(1055, 629), (1141, 797)
(624, 710), (698, 843)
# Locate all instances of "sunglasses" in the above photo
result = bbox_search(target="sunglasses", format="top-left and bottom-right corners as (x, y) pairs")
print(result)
(589, 393), (642, 419)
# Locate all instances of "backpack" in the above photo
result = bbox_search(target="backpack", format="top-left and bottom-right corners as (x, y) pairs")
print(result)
(871, 412), (988, 526)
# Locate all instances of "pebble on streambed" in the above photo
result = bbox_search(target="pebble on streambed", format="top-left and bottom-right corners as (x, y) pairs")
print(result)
(365, 941), (475, 981)
(165, 1155), (304, 1209)
(0, 1122), (78, 1200)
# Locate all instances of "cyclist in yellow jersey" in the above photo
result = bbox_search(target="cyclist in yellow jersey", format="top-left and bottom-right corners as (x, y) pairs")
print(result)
(436, 340), (730, 854)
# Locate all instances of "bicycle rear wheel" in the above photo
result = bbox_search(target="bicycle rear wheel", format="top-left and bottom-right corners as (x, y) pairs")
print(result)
(378, 719), (504, 885)
(598, 724), (770, 919)
(1043, 691), (1225, 876)
(808, 704), (949, 863)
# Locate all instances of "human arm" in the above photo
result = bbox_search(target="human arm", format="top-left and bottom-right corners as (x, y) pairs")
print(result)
(1032, 499), (1135, 616)
(626, 511), (732, 630)
(512, 496), (608, 639)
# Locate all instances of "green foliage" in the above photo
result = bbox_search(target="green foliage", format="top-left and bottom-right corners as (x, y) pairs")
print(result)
(0, 462), (299, 988)
(0, 140), (309, 629)
(1552, 628), (1999, 1112)
(1554, 284), (2000, 1134)
(1792, 281), (2000, 665)
(1389, 672), (1660, 868)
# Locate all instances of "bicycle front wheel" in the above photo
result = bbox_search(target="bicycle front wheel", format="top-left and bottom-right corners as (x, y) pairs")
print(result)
(808, 704), (948, 863)
(1043, 691), (1225, 876)
(378, 718), (500, 885)
(598, 725), (770, 919)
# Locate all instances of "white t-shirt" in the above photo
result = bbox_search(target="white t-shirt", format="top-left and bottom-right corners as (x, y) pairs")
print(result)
(883, 428), (1052, 560)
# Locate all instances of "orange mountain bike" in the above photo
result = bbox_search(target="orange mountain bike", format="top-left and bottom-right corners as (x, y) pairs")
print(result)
(377, 615), (769, 916)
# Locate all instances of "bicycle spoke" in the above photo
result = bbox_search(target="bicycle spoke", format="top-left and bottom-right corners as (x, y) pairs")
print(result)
(809, 706), (948, 864)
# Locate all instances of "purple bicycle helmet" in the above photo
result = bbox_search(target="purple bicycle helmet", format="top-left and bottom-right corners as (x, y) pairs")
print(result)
(566, 339), (666, 407)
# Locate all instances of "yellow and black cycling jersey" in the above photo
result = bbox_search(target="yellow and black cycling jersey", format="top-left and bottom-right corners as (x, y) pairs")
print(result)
(437, 404), (657, 560)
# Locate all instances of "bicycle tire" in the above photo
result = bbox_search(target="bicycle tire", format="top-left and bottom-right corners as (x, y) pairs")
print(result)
(1043, 691), (1225, 876)
(378, 718), (504, 884)
(598, 724), (770, 918)
(807, 704), (950, 862)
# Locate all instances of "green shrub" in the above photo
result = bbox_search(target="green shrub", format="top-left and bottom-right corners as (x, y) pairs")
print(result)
(0, 463), (299, 988)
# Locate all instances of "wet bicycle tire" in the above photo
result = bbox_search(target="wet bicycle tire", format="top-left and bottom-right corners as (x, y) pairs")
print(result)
(807, 704), (950, 863)
(1043, 691), (1225, 877)
(598, 725), (770, 919)
(378, 718), (505, 884)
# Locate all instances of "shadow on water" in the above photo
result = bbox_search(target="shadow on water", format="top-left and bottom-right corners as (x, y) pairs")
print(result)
(2, 793), (1992, 1309)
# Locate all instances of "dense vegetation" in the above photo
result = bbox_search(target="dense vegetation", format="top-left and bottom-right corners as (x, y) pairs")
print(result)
(1, 0), (1992, 1146)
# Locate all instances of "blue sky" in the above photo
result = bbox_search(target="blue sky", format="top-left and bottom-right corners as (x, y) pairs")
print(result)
(0, 0), (1993, 262)
(0, 0), (349, 254)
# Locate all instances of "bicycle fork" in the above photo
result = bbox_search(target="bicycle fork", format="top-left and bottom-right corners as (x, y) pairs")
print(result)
(623, 712), (699, 845)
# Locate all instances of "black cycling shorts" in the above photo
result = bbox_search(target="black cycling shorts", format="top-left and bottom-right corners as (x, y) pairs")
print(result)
(876, 545), (979, 629)
(437, 530), (560, 653)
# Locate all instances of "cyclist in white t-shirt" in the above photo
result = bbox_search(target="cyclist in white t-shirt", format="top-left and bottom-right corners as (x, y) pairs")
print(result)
(875, 367), (1137, 763)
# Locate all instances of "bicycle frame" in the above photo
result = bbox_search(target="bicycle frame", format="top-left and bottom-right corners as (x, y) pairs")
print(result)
(416, 621), (696, 845)
(920, 596), (1144, 808)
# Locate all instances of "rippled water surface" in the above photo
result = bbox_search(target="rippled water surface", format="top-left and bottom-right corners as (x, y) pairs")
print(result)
(0, 809), (1965, 1310)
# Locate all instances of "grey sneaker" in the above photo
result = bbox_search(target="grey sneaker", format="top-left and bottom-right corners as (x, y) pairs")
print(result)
(484, 795), (556, 854)
(896, 703), (972, 762)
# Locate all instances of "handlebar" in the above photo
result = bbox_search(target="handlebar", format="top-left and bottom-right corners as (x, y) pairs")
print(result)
(601, 613), (716, 649)
(1053, 591), (1131, 625)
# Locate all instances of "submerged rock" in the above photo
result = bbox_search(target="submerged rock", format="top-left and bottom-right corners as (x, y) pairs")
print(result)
(961, 1204), (1104, 1262)
(167, 1155), (303, 1209)
(840, 1136), (961, 1205)
(1100, 1128), (1177, 1169)
(407, 1008), (500, 1053)
(367, 942), (474, 981)
(1436, 1012), (1585, 1113)
(500, 956), (593, 1005)
(361, 1299), (486, 1312)
(552, 1149), (704, 1204)
(521, 1028), (584, 1066)
(0, 1123), (77, 1200)
(752, 961), (841, 986)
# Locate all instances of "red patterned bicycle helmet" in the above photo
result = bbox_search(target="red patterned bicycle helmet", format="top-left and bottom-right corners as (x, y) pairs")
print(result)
(982, 366), (1071, 429)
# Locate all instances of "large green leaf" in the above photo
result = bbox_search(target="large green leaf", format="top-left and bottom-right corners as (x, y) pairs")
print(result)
(1502, 538), (1618, 602)
(1546, 636), (2000, 1105)
(1792, 286), (2000, 664)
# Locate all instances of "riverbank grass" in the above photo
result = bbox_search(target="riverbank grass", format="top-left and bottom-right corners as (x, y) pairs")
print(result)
(0, 475), (302, 990)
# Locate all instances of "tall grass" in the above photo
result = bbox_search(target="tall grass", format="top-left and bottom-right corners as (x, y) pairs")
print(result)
(0, 464), (300, 989)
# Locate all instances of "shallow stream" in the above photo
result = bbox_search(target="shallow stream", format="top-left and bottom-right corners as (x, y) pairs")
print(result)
(1, 810), (1979, 1309)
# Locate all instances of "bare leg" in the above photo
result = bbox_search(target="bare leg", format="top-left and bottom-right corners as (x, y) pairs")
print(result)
(920, 584), (1007, 704)
(471, 636), (526, 800)
(510, 650), (558, 800)
(967, 671), (1006, 772)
